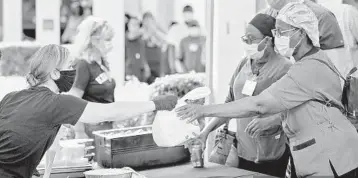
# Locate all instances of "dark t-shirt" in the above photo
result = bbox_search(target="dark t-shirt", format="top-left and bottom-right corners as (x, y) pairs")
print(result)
(0, 87), (87, 178)
(125, 37), (148, 82)
(73, 60), (116, 103)
(179, 36), (206, 72)
(144, 42), (163, 76)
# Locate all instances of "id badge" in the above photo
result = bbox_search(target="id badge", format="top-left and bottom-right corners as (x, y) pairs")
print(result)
(95, 73), (109, 84)
(242, 79), (257, 96)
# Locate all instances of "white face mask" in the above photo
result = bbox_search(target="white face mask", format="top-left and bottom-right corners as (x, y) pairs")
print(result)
(243, 38), (267, 60)
(275, 30), (302, 58)
(97, 41), (113, 56)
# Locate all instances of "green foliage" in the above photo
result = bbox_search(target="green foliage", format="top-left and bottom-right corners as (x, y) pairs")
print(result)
(149, 72), (206, 99)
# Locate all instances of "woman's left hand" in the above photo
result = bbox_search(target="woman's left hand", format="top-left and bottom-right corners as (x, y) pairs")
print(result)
(245, 118), (272, 137)
(175, 104), (206, 123)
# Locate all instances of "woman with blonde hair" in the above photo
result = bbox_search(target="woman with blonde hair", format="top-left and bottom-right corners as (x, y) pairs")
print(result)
(0, 44), (177, 178)
(67, 16), (117, 138)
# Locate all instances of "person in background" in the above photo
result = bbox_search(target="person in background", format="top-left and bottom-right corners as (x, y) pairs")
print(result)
(0, 44), (177, 178)
(320, 0), (358, 75)
(166, 22), (180, 74)
(67, 16), (116, 139)
(125, 16), (151, 82)
(142, 12), (167, 48)
(167, 5), (196, 57)
(319, 0), (358, 132)
(61, 2), (85, 44)
(196, 14), (292, 177)
(125, 13), (131, 33)
(142, 12), (166, 83)
(177, 20), (206, 73)
(80, 0), (93, 17)
(177, 2), (358, 177)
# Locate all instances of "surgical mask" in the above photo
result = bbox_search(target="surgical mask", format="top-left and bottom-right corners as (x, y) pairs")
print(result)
(103, 41), (113, 54)
(275, 30), (302, 58)
(54, 70), (76, 93)
(243, 38), (267, 60)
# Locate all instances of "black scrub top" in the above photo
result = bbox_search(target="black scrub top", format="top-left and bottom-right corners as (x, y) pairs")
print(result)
(0, 87), (87, 178)
(125, 37), (148, 82)
(73, 59), (116, 103)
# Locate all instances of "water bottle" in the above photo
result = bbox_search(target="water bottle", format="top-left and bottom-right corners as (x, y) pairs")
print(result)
(190, 141), (204, 168)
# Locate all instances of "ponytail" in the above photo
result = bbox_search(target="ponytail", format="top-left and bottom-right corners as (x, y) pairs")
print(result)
(26, 44), (69, 87)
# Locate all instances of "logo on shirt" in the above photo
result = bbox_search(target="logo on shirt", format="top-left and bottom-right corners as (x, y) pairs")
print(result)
(135, 53), (141, 59)
(189, 43), (199, 52)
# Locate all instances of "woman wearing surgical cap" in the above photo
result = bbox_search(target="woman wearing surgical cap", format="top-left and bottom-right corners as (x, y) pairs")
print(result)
(176, 3), (358, 177)
(196, 14), (292, 177)
(263, 0), (344, 50)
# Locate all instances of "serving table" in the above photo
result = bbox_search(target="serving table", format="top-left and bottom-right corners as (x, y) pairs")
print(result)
(32, 162), (274, 178)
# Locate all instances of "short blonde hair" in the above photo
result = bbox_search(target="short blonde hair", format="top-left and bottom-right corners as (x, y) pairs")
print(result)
(73, 16), (115, 62)
(26, 44), (69, 87)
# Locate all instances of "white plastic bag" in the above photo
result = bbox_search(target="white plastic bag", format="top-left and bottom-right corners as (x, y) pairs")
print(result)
(152, 87), (211, 147)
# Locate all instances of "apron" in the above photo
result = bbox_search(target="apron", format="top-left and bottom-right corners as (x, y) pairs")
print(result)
(283, 102), (358, 177)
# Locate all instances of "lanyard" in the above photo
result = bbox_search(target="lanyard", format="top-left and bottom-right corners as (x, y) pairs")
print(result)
(95, 61), (112, 82)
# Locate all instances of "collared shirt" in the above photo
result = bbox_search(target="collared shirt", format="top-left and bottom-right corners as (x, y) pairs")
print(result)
(261, 0), (344, 50)
(264, 50), (358, 176)
(227, 54), (292, 162)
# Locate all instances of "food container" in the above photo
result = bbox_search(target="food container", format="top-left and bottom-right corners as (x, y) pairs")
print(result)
(93, 126), (190, 168)
(36, 165), (92, 177)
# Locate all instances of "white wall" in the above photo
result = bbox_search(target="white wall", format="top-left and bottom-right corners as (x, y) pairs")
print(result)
(3, 0), (22, 42)
(211, 0), (256, 131)
(36, 0), (61, 44)
(93, 0), (125, 94)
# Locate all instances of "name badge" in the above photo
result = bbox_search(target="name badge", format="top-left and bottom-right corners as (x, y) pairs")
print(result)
(95, 73), (109, 84)
(275, 134), (281, 140)
(242, 80), (257, 96)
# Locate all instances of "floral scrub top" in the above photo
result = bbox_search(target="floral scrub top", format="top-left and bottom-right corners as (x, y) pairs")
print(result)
(227, 54), (292, 162)
(264, 49), (358, 176)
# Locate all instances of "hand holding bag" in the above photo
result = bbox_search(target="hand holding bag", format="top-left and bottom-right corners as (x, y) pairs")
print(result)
(208, 121), (239, 167)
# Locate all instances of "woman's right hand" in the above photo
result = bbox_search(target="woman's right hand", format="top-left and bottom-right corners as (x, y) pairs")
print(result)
(152, 95), (178, 111)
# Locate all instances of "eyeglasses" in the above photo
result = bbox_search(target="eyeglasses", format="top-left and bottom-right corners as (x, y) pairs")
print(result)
(271, 28), (298, 37)
(241, 35), (263, 44)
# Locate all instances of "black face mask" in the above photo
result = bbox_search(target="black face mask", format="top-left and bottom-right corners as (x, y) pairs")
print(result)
(54, 70), (76, 93)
